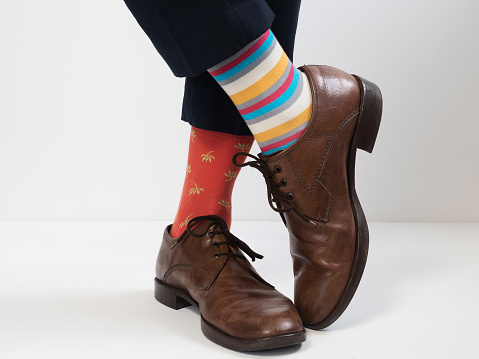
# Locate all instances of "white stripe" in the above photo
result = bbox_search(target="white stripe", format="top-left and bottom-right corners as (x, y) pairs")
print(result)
(221, 41), (283, 96)
(248, 73), (312, 134)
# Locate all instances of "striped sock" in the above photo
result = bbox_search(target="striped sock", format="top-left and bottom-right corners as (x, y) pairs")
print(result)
(208, 29), (312, 155)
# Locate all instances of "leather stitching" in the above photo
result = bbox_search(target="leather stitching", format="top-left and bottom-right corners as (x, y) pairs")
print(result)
(287, 108), (359, 194)
(194, 230), (207, 288)
(284, 108), (359, 222)
(318, 181), (332, 221)
(316, 109), (360, 182)
(287, 153), (312, 194)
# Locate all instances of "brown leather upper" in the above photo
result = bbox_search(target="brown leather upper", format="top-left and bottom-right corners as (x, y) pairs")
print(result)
(258, 65), (361, 325)
(156, 219), (304, 339)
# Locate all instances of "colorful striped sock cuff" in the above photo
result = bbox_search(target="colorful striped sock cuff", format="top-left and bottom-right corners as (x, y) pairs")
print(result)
(209, 30), (312, 155)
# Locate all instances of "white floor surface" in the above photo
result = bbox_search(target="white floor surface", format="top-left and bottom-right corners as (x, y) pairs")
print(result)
(1, 221), (478, 358)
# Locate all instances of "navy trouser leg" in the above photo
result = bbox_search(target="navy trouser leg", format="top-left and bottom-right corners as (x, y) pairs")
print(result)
(123, 0), (302, 135)
(181, 0), (302, 135)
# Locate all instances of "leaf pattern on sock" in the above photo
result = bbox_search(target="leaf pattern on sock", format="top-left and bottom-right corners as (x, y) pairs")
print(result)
(180, 213), (194, 228)
(201, 151), (215, 163)
(224, 170), (238, 182)
(169, 126), (254, 238)
(218, 199), (231, 212)
(189, 183), (204, 196)
(234, 143), (251, 151)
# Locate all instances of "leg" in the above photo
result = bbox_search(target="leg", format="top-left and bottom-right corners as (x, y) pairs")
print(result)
(124, 0), (304, 233)
(181, 0), (302, 137)
(201, 2), (383, 329)
(123, 0), (274, 77)
(171, 0), (303, 236)
(124, 0), (383, 333)
(169, 127), (253, 238)
(123, 0), (306, 351)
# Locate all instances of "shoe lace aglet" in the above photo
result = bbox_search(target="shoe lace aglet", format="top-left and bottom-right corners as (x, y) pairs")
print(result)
(249, 252), (264, 262)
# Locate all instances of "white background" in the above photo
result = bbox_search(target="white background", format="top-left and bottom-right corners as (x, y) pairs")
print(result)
(1, 0), (478, 222)
(1, 3), (479, 358)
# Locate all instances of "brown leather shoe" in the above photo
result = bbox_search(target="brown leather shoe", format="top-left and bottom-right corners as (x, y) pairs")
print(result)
(154, 215), (306, 351)
(234, 65), (382, 329)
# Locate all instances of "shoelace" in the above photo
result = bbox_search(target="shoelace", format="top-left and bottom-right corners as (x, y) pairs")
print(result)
(233, 152), (319, 227)
(171, 215), (263, 262)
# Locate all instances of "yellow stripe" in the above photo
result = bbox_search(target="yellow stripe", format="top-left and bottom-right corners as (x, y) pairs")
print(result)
(230, 52), (289, 105)
(254, 104), (312, 143)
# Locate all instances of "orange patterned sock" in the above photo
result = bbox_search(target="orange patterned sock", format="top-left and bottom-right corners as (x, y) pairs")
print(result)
(170, 127), (254, 238)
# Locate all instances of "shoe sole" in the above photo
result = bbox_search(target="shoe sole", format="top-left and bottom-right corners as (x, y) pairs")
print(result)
(304, 75), (383, 330)
(154, 277), (306, 351)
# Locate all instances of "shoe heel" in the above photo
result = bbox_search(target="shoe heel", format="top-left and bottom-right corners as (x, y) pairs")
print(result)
(154, 278), (191, 310)
(352, 75), (383, 153)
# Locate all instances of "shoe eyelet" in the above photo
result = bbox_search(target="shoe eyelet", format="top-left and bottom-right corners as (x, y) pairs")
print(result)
(280, 179), (287, 187)
(274, 166), (282, 173)
(214, 253), (220, 259)
(287, 192), (294, 200)
(208, 229), (215, 238)
(213, 242), (219, 248)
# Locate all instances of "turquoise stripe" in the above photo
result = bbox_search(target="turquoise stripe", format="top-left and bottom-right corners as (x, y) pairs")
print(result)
(243, 69), (299, 121)
(213, 31), (274, 82)
(262, 139), (297, 155)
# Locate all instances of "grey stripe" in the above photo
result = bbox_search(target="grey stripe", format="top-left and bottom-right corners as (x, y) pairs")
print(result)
(236, 61), (292, 111)
(218, 37), (278, 86)
(258, 120), (309, 148)
(246, 72), (304, 126)
(208, 34), (261, 72)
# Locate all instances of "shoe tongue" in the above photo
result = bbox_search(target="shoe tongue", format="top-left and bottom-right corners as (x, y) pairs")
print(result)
(188, 219), (215, 236)
(228, 247), (274, 288)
